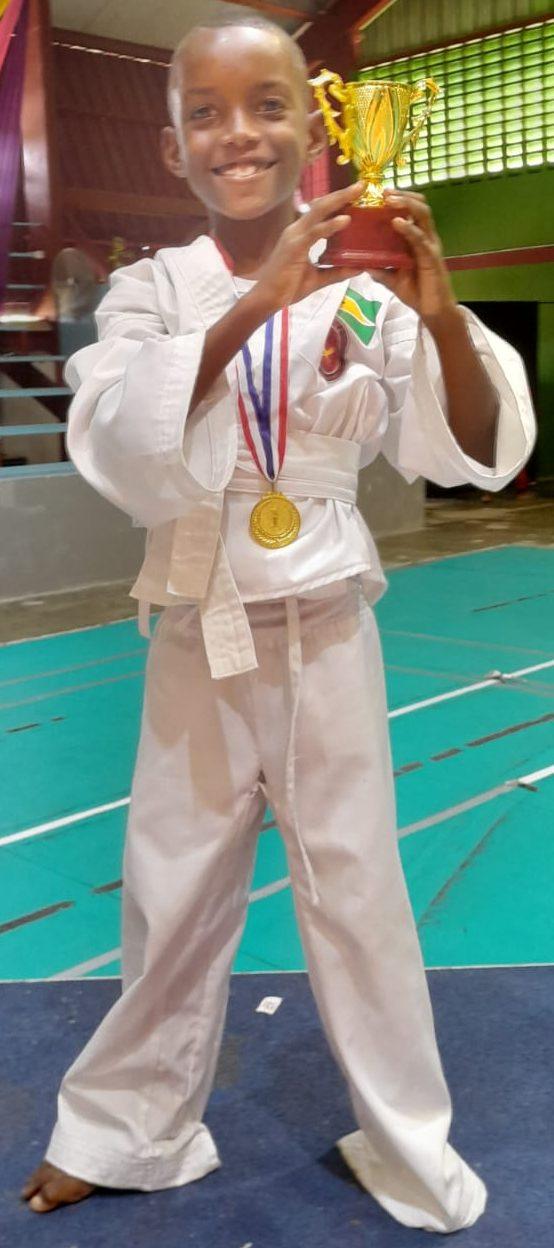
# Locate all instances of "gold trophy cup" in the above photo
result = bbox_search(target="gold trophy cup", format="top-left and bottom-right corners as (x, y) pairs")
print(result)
(309, 71), (440, 268)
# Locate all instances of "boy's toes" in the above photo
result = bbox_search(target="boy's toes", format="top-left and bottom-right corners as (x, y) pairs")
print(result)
(22, 1163), (95, 1212)
(20, 1178), (39, 1200)
(29, 1177), (94, 1212)
(29, 1188), (57, 1213)
(20, 1166), (46, 1200)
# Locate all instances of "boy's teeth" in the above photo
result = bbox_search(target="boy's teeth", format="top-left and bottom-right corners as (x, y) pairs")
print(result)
(220, 163), (266, 179)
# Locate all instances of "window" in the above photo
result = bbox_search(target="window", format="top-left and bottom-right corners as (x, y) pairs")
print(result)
(358, 18), (553, 187)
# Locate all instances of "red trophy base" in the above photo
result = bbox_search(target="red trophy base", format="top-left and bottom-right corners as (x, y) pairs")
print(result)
(320, 204), (415, 270)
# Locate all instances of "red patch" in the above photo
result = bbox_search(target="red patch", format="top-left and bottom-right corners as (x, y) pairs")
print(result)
(319, 319), (347, 380)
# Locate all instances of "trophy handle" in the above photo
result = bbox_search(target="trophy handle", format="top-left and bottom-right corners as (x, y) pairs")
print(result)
(309, 69), (353, 165)
(395, 78), (440, 168)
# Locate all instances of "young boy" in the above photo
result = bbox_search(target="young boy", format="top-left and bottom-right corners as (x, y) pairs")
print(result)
(23, 15), (535, 1232)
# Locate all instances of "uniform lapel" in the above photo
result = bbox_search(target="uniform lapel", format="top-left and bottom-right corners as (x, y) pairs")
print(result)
(171, 235), (352, 403)
(172, 236), (237, 328)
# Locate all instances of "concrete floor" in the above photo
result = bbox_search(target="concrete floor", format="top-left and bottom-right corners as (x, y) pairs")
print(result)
(1, 494), (552, 644)
(380, 493), (554, 565)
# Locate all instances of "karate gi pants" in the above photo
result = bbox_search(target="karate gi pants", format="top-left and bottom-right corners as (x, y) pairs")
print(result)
(46, 585), (487, 1233)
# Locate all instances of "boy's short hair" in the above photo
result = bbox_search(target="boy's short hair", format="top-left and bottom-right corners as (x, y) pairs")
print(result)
(167, 15), (309, 127)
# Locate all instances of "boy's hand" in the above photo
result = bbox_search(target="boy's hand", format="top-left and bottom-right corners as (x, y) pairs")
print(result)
(370, 190), (458, 330)
(254, 181), (366, 313)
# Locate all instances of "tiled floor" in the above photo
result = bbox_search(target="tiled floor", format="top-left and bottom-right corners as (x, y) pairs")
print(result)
(379, 493), (554, 567)
(2, 540), (553, 980)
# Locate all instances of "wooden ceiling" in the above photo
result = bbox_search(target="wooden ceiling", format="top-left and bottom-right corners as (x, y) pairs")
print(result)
(49, 0), (399, 52)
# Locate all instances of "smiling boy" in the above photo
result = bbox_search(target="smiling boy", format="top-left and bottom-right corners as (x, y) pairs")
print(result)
(22, 15), (535, 1230)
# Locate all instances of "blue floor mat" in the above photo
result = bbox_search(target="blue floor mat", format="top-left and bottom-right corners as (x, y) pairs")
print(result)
(2, 967), (553, 1246)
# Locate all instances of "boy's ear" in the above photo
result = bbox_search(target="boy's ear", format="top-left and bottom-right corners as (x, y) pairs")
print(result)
(305, 107), (327, 165)
(161, 126), (187, 179)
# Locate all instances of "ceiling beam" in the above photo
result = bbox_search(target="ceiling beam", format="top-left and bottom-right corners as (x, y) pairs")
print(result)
(298, 0), (399, 69)
(220, 0), (308, 19)
(51, 26), (171, 63)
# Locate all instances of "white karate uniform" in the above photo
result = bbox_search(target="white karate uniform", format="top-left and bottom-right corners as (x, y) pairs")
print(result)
(46, 236), (535, 1232)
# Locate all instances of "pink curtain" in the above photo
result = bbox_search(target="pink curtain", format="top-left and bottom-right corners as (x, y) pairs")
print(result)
(300, 148), (331, 203)
(0, 0), (25, 72)
(0, 0), (28, 310)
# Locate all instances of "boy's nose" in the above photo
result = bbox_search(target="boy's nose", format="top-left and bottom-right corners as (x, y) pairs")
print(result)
(222, 108), (260, 145)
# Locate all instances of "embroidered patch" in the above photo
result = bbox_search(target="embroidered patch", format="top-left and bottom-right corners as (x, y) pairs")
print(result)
(319, 319), (348, 380)
(338, 289), (381, 346)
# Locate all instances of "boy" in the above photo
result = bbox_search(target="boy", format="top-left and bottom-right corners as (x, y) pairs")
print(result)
(23, 15), (535, 1231)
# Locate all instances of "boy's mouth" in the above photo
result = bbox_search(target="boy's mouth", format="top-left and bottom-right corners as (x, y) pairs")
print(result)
(212, 159), (277, 181)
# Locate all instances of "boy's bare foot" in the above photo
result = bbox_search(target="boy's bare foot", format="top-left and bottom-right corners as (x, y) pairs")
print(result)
(21, 1161), (96, 1213)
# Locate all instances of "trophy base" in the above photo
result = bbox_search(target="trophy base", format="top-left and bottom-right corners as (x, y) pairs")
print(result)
(320, 204), (415, 270)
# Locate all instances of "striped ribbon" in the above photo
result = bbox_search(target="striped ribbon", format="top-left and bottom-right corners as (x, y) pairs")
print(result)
(212, 234), (290, 483)
(236, 306), (289, 482)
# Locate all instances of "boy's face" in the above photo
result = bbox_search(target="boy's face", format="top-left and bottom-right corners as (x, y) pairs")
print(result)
(163, 27), (322, 221)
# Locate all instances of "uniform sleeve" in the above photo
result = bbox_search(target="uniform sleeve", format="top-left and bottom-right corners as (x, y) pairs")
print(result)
(379, 295), (536, 490)
(64, 255), (235, 529)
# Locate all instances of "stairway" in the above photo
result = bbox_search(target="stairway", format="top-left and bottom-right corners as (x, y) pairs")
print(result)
(0, 220), (72, 479)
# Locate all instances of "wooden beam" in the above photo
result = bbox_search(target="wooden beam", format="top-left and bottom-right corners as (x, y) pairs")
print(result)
(51, 27), (171, 63)
(298, 0), (399, 70)
(220, 0), (307, 17)
(446, 245), (554, 272)
(21, 0), (62, 259)
(63, 187), (205, 220)
(354, 0), (402, 24)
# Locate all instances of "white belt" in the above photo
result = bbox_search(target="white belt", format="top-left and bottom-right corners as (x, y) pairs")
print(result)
(200, 434), (360, 680)
(226, 471), (356, 502)
(137, 431), (361, 679)
(226, 430), (359, 507)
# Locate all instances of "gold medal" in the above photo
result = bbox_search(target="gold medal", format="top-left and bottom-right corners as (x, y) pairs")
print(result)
(250, 490), (301, 549)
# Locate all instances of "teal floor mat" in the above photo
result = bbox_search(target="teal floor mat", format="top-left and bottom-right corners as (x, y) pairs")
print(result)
(1, 546), (552, 980)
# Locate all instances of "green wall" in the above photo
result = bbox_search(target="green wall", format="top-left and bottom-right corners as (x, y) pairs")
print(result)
(426, 168), (552, 262)
(424, 167), (554, 480)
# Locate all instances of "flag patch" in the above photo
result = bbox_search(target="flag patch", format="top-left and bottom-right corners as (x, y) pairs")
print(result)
(338, 290), (381, 346)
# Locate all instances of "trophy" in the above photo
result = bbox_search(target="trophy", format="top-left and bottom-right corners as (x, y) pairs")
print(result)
(309, 70), (440, 268)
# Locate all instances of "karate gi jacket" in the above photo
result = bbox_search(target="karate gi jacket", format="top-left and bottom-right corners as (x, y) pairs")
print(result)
(65, 236), (536, 679)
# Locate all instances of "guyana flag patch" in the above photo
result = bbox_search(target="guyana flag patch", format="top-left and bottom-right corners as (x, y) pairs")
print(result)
(337, 289), (381, 346)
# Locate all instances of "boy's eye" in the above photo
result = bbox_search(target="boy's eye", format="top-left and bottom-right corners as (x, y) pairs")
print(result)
(188, 98), (286, 121)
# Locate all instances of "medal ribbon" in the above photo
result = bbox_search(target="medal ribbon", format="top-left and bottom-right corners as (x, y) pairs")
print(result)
(211, 234), (290, 484)
(237, 308), (289, 483)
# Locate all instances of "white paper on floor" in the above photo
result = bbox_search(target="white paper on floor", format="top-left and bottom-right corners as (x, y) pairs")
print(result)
(256, 996), (283, 1015)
